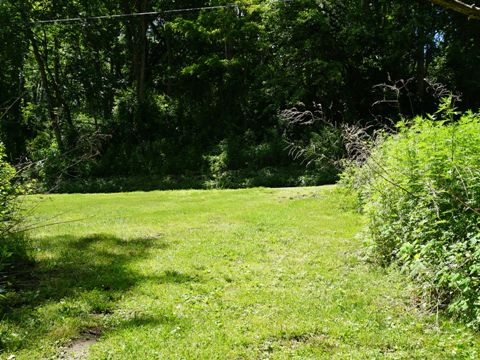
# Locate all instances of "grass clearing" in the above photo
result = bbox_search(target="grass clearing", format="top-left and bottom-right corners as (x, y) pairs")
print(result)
(1, 186), (479, 359)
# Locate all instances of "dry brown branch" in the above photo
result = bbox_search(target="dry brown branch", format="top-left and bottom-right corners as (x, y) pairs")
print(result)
(430, 0), (480, 19)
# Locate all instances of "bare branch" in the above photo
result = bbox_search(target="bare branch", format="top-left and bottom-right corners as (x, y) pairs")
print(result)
(429, 0), (480, 19)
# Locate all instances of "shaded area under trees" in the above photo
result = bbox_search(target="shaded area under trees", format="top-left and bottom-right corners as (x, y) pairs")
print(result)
(0, 0), (479, 191)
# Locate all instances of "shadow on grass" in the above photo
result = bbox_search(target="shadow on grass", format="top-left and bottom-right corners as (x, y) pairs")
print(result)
(109, 312), (182, 333)
(54, 166), (337, 194)
(158, 270), (200, 284)
(3, 233), (193, 312)
(0, 233), (202, 355)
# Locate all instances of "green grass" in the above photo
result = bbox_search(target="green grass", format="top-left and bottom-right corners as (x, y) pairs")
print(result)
(1, 186), (479, 359)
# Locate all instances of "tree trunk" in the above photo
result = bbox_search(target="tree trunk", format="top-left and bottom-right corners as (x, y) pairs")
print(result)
(51, 37), (74, 130)
(134, 0), (148, 106)
(123, 0), (149, 127)
(416, 27), (426, 101)
(28, 30), (65, 152)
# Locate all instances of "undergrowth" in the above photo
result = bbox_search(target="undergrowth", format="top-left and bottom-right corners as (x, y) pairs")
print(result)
(341, 101), (480, 328)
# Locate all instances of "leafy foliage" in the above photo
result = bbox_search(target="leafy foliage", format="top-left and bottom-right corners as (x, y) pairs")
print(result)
(0, 144), (27, 301)
(0, 1), (479, 190)
(342, 103), (480, 328)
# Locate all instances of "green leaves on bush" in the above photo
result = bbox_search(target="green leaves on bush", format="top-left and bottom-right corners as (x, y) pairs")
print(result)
(0, 143), (29, 303)
(342, 104), (480, 328)
(0, 143), (21, 238)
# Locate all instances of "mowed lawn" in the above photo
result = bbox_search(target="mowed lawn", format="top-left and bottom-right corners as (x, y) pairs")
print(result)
(1, 187), (479, 359)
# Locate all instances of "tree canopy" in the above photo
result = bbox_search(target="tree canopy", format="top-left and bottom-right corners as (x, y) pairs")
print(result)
(0, 0), (479, 190)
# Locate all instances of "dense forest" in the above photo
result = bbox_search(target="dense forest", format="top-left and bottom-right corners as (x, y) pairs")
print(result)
(0, 0), (479, 191)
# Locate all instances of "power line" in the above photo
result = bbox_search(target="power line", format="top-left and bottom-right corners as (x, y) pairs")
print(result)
(32, 0), (294, 25)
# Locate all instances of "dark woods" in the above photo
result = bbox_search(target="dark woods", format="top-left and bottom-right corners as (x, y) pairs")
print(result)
(0, 0), (479, 191)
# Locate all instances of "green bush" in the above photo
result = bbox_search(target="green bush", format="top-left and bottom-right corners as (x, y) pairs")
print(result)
(342, 107), (480, 328)
(0, 144), (27, 299)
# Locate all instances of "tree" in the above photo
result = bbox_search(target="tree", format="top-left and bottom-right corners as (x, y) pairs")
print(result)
(0, 0), (478, 190)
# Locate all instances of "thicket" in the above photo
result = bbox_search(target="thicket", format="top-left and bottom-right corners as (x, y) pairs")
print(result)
(0, 144), (27, 302)
(1, 1), (480, 191)
(342, 103), (480, 328)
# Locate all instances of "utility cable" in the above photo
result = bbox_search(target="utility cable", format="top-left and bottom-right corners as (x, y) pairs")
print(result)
(32, 0), (295, 25)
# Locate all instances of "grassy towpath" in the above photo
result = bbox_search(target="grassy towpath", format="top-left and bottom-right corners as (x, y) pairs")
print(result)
(1, 187), (479, 359)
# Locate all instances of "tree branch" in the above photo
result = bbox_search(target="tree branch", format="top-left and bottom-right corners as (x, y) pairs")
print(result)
(430, 0), (480, 19)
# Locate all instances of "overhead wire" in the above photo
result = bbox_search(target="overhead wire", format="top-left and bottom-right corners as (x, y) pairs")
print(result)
(32, 0), (295, 25)
(0, 0), (296, 123)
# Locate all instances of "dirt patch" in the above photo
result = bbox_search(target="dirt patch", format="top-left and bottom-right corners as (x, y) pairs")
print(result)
(257, 331), (337, 357)
(60, 328), (101, 359)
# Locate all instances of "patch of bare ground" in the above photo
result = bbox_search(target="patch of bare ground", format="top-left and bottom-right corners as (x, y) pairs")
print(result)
(59, 328), (101, 360)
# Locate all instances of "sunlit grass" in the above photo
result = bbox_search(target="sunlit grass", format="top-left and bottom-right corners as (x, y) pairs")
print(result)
(1, 187), (479, 359)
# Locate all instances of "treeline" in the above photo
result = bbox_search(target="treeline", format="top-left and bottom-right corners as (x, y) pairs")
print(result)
(0, 0), (479, 191)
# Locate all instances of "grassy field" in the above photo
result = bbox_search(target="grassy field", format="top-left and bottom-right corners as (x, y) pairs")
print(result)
(1, 187), (479, 359)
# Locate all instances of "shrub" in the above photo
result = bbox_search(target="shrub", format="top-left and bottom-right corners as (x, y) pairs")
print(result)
(280, 103), (345, 183)
(0, 144), (27, 300)
(342, 106), (480, 328)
